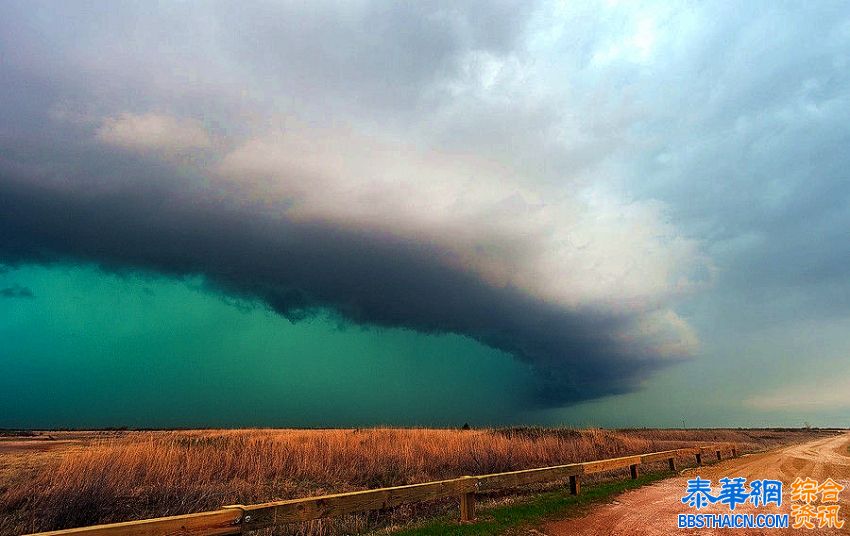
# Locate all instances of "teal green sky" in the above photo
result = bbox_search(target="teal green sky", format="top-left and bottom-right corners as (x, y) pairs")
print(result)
(1, 265), (539, 428)
(5, 264), (850, 428)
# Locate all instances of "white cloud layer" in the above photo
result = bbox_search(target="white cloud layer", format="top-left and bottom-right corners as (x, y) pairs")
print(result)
(96, 113), (211, 153)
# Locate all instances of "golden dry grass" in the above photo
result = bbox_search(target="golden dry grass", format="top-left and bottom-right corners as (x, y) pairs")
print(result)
(0, 427), (831, 535)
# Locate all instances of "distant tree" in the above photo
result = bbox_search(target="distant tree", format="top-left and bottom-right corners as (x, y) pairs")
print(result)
(462, 423), (471, 430)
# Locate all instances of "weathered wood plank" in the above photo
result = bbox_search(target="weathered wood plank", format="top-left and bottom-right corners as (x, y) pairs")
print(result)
(26, 510), (241, 536)
(581, 455), (642, 474)
(476, 463), (583, 491)
(240, 477), (476, 528)
(640, 449), (681, 463)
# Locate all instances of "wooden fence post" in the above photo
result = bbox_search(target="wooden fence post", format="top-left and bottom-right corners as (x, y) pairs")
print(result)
(732, 446), (737, 457)
(695, 453), (702, 466)
(629, 464), (638, 480)
(460, 491), (476, 522)
(569, 475), (581, 495)
(668, 457), (676, 471)
(716, 450), (721, 461)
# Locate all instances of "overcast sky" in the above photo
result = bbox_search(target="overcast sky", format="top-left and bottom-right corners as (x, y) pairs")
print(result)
(2, 1), (850, 428)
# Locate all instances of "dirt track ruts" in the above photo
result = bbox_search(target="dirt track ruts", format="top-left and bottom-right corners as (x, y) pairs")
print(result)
(545, 433), (850, 535)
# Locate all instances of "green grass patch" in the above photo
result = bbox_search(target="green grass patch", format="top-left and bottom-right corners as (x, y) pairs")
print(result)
(389, 471), (671, 536)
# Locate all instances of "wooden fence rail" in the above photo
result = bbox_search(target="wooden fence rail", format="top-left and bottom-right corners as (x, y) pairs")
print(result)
(27, 443), (736, 536)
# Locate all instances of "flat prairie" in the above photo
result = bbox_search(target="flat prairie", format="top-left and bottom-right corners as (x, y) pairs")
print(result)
(0, 428), (833, 535)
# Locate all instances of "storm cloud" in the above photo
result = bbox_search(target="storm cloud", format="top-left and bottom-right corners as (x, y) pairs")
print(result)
(3, 1), (849, 414)
(0, 147), (687, 406)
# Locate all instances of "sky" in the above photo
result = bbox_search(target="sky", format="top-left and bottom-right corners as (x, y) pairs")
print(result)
(2, 1), (850, 428)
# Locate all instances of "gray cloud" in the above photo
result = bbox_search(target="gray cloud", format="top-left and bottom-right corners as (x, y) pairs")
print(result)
(606, 2), (850, 329)
(217, 1), (534, 112)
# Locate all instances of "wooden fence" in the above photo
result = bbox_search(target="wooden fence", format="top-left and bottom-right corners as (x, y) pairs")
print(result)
(27, 443), (737, 536)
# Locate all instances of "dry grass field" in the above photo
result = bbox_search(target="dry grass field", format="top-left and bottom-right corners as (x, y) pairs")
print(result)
(0, 427), (833, 535)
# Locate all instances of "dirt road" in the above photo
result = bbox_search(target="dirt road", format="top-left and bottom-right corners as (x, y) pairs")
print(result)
(545, 433), (850, 535)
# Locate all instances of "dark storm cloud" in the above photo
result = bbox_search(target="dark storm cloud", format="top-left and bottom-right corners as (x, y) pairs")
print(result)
(0, 0), (682, 408)
(0, 155), (668, 407)
(0, 284), (34, 299)
(16, 0), (850, 415)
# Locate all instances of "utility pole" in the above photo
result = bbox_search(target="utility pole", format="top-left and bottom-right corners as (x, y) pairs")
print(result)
(682, 417), (686, 429)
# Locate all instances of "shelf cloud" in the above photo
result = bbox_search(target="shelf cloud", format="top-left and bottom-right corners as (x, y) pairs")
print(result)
(0, 128), (700, 405)
(12, 0), (848, 415)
